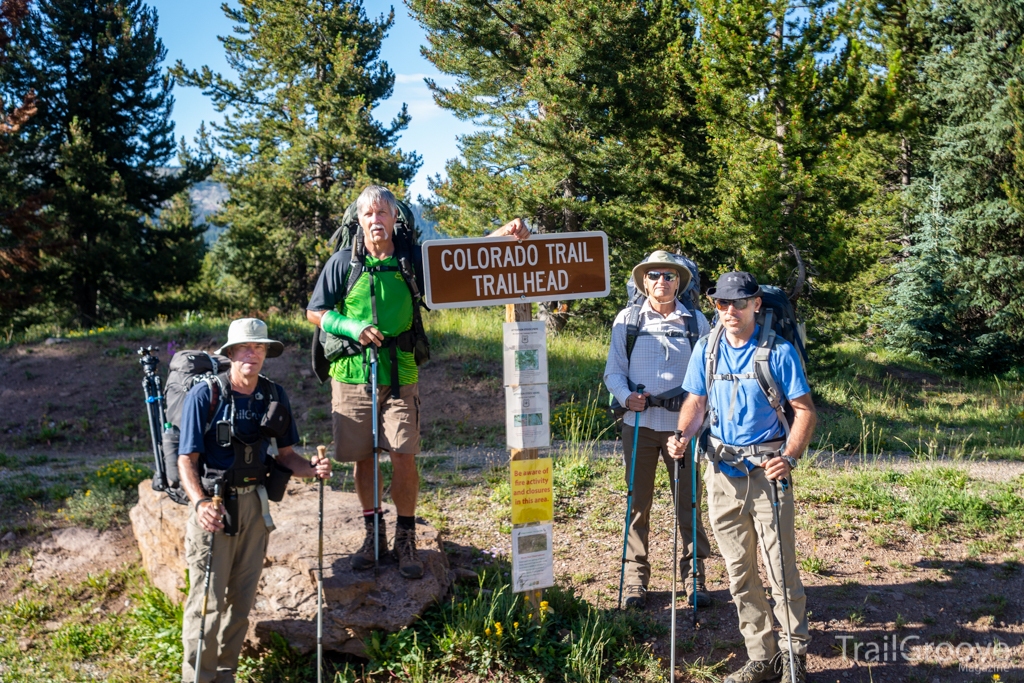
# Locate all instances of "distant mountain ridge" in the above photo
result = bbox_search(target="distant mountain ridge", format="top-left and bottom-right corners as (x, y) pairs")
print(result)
(187, 180), (446, 244)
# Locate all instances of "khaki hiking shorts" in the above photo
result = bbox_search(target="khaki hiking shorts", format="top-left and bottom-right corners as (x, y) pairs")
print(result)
(331, 380), (421, 462)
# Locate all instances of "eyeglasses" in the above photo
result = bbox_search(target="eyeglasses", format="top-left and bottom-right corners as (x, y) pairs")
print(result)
(645, 271), (678, 282)
(713, 298), (753, 311)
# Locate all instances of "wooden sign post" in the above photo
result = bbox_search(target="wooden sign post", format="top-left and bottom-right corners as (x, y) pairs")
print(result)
(507, 302), (543, 615)
(418, 232), (611, 618)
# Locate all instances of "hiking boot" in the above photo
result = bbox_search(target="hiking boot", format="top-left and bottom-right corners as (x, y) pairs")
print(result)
(689, 582), (712, 609)
(352, 516), (387, 571)
(775, 652), (807, 683)
(623, 584), (646, 609)
(392, 526), (424, 579)
(723, 659), (775, 683)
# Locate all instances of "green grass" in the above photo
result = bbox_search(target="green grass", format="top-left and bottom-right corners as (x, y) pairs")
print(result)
(800, 465), (1024, 539)
(812, 342), (1024, 458)
(423, 307), (610, 404)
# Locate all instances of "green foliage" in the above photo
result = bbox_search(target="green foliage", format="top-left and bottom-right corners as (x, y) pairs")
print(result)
(408, 0), (711, 323)
(91, 459), (152, 492)
(172, 0), (418, 309)
(364, 569), (663, 682)
(1, 0), (211, 328)
(51, 620), (126, 660)
(896, 0), (1024, 370)
(551, 393), (615, 443)
(62, 487), (129, 531)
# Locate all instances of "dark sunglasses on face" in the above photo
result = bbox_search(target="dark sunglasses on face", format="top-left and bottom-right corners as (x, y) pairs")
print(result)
(713, 297), (753, 311)
(645, 270), (678, 282)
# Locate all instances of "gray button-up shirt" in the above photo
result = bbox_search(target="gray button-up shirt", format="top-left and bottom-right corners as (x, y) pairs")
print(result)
(604, 299), (711, 432)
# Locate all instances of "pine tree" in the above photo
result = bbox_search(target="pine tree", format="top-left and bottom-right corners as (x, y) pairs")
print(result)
(914, 0), (1024, 366)
(172, 0), (419, 309)
(3, 0), (209, 326)
(408, 0), (712, 328)
(0, 0), (42, 331)
(689, 0), (872, 316)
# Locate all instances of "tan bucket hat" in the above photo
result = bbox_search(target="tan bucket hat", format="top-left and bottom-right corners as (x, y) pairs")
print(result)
(216, 318), (284, 358)
(631, 250), (692, 296)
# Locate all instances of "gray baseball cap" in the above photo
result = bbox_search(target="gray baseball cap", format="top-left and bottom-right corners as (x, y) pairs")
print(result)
(216, 318), (284, 358)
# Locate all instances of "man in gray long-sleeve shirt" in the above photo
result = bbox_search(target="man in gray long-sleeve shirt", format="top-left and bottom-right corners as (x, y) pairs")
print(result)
(604, 250), (713, 610)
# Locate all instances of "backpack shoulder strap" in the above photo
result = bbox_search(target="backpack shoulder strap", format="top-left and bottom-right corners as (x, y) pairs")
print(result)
(704, 322), (729, 418)
(624, 304), (643, 362)
(752, 309), (790, 437)
(258, 375), (279, 403)
(683, 303), (700, 351)
(338, 245), (362, 303)
(201, 372), (229, 434)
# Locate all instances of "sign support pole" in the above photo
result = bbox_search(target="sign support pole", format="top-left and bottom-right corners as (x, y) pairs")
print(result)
(507, 302), (543, 620)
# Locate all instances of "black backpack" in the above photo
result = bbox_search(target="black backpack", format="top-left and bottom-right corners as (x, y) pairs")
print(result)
(703, 284), (808, 441)
(310, 199), (430, 387)
(609, 253), (704, 417)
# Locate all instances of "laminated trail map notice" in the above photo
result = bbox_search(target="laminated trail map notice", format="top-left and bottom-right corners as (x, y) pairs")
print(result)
(505, 384), (550, 449)
(511, 523), (554, 593)
(503, 321), (548, 386)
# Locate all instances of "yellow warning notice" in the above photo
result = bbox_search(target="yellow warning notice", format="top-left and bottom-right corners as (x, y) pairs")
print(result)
(511, 458), (554, 524)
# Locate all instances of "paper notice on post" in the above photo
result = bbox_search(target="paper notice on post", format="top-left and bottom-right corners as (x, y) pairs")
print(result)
(511, 523), (554, 593)
(505, 384), (550, 449)
(503, 321), (548, 387)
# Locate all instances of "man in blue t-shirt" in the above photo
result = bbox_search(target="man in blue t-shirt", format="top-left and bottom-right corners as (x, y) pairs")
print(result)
(668, 272), (817, 683)
(177, 318), (331, 683)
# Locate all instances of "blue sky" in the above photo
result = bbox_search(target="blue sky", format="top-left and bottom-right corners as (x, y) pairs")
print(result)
(148, 1), (475, 200)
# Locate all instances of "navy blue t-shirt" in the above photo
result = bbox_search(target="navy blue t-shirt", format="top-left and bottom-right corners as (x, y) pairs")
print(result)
(178, 380), (300, 470)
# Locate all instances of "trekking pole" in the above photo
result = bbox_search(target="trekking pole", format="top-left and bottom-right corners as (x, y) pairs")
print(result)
(316, 445), (326, 683)
(617, 384), (645, 610)
(691, 436), (699, 628)
(770, 478), (797, 683)
(368, 344), (380, 568)
(670, 430), (685, 679)
(194, 483), (222, 683)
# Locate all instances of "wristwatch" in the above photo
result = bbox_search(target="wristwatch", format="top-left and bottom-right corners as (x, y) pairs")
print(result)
(780, 455), (799, 470)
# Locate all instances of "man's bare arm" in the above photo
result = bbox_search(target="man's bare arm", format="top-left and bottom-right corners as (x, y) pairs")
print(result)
(275, 446), (331, 480)
(783, 393), (817, 459)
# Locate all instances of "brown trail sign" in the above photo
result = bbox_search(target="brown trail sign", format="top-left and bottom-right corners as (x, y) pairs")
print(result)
(421, 232), (610, 309)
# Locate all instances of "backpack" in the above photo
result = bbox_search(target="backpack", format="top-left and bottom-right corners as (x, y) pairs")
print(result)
(311, 198), (430, 389)
(703, 284), (808, 444)
(609, 253), (704, 417)
(159, 350), (230, 504)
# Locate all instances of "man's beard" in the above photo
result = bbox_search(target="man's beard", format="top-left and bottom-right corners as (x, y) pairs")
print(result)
(369, 222), (389, 240)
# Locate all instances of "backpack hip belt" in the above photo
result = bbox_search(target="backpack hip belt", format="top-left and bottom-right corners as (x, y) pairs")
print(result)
(629, 383), (687, 412)
(706, 436), (786, 469)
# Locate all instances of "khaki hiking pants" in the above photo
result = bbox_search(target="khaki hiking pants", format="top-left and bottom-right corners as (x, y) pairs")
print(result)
(705, 463), (810, 660)
(622, 425), (711, 589)
(181, 489), (269, 683)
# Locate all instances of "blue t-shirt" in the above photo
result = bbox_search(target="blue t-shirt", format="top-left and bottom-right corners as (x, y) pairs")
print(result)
(683, 325), (809, 474)
(178, 380), (300, 470)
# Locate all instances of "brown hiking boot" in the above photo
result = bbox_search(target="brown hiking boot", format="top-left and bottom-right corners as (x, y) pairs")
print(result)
(775, 652), (807, 683)
(351, 517), (387, 571)
(623, 584), (646, 609)
(393, 525), (423, 579)
(723, 659), (775, 683)
(690, 581), (712, 609)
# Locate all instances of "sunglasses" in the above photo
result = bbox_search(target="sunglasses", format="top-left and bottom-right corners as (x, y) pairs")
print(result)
(713, 298), (753, 311)
(645, 271), (678, 282)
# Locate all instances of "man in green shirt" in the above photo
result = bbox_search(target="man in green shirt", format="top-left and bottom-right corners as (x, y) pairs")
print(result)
(307, 185), (426, 578)
(307, 185), (530, 579)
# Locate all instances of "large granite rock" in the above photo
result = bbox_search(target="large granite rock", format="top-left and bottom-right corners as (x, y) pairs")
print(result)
(129, 479), (451, 655)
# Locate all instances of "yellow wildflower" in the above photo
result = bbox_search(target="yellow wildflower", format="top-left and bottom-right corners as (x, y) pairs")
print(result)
(485, 627), (491, 636)
(539, 600), (549, 612)
(494, 622), (503, 636)
(513, 622), (519, 629)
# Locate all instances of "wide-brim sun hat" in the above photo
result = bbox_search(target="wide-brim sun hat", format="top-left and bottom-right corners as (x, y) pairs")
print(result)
(216, 318), (284, 358)
(631, 250), (692, 295)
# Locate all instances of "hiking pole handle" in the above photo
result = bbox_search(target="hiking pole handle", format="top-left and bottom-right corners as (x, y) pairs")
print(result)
(674, 430), (686, 468)
(635, 383), (646, 407)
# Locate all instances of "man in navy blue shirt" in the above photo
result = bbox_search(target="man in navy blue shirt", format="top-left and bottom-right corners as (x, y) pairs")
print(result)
(177, 318), (331, 683)
(668, 273), (816, 683)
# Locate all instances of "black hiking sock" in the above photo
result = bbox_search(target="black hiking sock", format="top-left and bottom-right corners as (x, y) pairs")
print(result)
(363, 509), (384, 528)
(396, 515), (415, 530)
